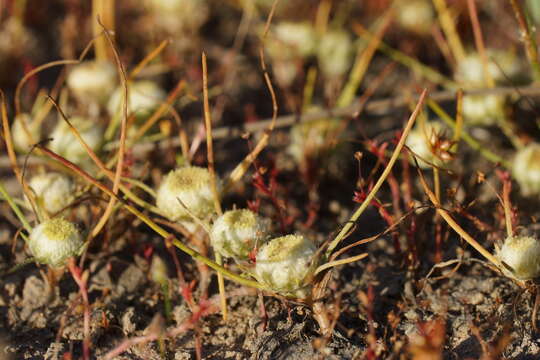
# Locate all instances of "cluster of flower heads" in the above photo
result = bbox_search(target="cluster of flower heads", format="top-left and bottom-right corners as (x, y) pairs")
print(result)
(156, 166), (319, 297)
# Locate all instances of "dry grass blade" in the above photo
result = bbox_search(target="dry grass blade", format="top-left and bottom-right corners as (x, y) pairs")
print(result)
(416, 160), (501, 268)
(467, 0), (494, 88)
(508, 0), (540, 82)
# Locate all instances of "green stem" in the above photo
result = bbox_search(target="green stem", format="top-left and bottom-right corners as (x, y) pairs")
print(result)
(0, 181), (32, 233)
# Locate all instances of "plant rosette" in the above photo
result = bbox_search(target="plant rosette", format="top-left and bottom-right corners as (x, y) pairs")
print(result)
(210, 209), (270, 261)
(254, 234), (318, 298)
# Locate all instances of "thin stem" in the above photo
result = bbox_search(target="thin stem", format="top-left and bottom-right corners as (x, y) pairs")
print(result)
(432, 0), (466, 63)
(326, 89), (428, 256)
(0, 181), (32, 233)
(508, 0), (540, 82)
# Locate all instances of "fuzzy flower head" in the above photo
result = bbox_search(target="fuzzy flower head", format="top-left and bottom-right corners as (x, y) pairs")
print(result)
(67, 61), (117, 105)
(107, 80), (166, 121)
(210, 209), (270, 260)
(28, 218), (84, 267)
(287, 115), (341, 164)
(496, 235), (540, 280)
(28, 173), (75, 215)
(49, 116), (103, 167)
(156, 166), (217, 223)
(455, 50), (522, 87)
(255, 234), (317, 298)
(396, 0), (435, 34)
(462, 94), (506, 126)
(11, 113), (41, 152)
(513, 143), (540, 196)
(317, 29), (353, 78)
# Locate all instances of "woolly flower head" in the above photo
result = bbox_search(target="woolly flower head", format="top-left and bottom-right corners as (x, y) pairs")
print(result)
(287, 115), (341, 164)
(11, 113), (41, 152)
(455, 50), (522, 87)
(317, 29), (353, 77)
(255, 234), (317, 298)
(210, 209), (270, 260)
(396, 0), (435, 34)
(49, 116), (103, 167)
(496, 236), (540, 280)
(28, 173), (75, 215)
(28, 218), (84, 267)
(156, 166), (217, 223)
(107, 80), (166, 121)
(67, 61), (117, 105)
(513, 143), (540, 196)
(462, 94), (505, 126)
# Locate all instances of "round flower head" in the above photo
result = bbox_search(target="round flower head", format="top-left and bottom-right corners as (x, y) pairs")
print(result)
(255, 234), (317, 298)
(28, 173), (75, 214)
(148, 0), (209, 34)
(271, 22), (317, 58)
(67, 61), (117, 105)
(513, 143), (540, 196)
(28, 218), (84, 267)
(462, 94), (506, 126)
(11, 113), (41, 152)
(317, 29), (353, 77)
(156, 166), (217, 223)
(287, 116), (341, 164)
(49, 116), (103, 167)
(210, 209), (270, 260)
(455, 50), (522, 87)
(405, 121), (449, 168)
(396, 0), (434, 34)
(107, 80), (166, 121)
(497, 236), (540, 280)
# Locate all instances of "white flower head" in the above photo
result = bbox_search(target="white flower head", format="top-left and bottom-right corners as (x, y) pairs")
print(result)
(156, 166), (217, 223)
(11, 113), (41, 152)
(107, 80), (166, 120)
(150, 255), (169, 286)
(497, 235), (540, 280)
(28, 218), (84, 267)
(317, 29), (353, 77)
(455, 50), (522, 87)
(210, 209), (270, 260)
(255, 234), (318, 298)
(462, 94), (506, 126)
(28, 173), (75, 214)
(287, 115), (341, 164)
(396, 0), (435, 34)
(67, 61), (117, 105)
(49, 116), (103, 167)
(513, 143), (540, 196)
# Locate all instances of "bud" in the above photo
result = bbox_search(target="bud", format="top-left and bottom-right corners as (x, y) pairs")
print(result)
(497, 235), (540, 280)
(28, 172), (75, 214)
(513, 143), (540, 196)
(210, 209), (270, 260)
(28, 218), (84, 267)
(156, 166), (217, 223)
(255, 234), (317, 298)
(150, 255), (169, 286)
(67, 61), (117, 105)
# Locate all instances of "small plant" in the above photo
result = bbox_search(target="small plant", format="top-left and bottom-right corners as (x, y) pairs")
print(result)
(156, 166), (217, 225)
(512, 142), (540, 196)
(210, 208), (270, 260)
(27, 217), (84, 267)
